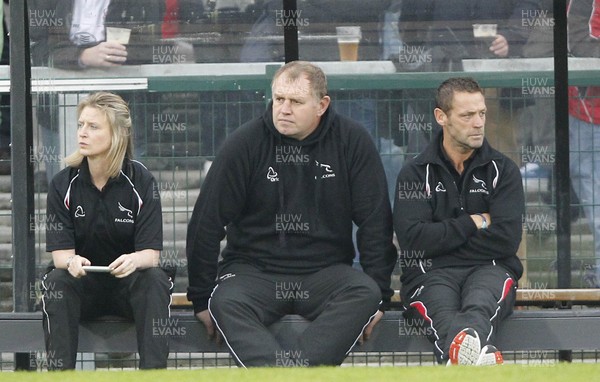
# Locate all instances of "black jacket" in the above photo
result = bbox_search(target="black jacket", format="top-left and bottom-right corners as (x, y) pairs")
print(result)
(186, 103), (397, 313)
(393, 129), (524, 285)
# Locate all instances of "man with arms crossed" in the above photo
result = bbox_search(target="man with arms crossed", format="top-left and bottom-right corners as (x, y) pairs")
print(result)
(394, 77), (524, 366)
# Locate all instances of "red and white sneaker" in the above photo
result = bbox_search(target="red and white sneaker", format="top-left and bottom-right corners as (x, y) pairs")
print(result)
(448, 328), (481, 365)
(476, 345), (504, 366)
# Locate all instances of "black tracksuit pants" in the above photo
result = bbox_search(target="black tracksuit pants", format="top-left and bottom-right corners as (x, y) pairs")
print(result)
(400, 264), (517, 363)
(41, 268), (172, 370)
(208, 262), (382, 367)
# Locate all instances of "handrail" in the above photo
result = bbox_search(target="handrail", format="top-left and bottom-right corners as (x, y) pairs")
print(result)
(0, 59), (598, 93)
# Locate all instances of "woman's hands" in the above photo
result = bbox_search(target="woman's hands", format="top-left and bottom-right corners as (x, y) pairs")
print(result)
(109, 254), (139, 278)
(65, 254), (92, 278)
(54, 249), (159, 278)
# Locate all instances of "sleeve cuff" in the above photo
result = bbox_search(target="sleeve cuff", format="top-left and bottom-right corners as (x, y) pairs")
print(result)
(459, 213), (479, 235)
(379, 299), (390, 313)
(191, 298), (209, 314)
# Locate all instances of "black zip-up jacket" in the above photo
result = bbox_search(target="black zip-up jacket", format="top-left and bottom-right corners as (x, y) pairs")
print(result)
(393, 130), (524, 285)
(186, 103), (397, 313)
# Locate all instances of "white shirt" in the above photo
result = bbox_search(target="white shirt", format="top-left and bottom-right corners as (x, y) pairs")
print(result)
(70, 0), (111, 45)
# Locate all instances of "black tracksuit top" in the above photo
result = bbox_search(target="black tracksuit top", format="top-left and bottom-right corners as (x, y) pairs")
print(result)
(186, 103), (398, 313)
(45, 158), (163, 265)
(393, 130), (524, 285)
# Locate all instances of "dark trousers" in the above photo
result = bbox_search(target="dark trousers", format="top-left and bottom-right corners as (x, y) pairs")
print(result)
(209, 263), (381, 367)
(400, 264), (517, 363)
(41, 268), (172, 370)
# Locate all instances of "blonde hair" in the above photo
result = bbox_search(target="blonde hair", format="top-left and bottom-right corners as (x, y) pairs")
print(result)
(64, 92), (133, 178)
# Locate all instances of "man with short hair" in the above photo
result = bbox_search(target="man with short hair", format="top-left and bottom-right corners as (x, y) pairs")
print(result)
(186, 61), (397, 367)
(394, 77), (524, 366)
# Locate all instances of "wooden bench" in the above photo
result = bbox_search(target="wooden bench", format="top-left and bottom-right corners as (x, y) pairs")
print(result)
(171, 289), (600, 308)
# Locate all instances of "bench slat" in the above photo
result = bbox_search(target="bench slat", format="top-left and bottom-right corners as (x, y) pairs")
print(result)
(171, 289), (600, 307)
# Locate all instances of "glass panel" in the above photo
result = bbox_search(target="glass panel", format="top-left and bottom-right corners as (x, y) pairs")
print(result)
(10, 1), (592, 315)
(0, 0), (595, 368)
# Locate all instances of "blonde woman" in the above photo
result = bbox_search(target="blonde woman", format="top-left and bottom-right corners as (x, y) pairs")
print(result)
(42, 92), (171, 370)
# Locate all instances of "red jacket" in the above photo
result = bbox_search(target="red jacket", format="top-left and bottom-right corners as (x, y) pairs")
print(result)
(568, 0), (600, 124)
(569, 86), (600, 125)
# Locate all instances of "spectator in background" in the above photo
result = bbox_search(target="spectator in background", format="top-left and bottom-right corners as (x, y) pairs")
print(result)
(516, 0), (584, 275)
(395, 0), (538, 156)
(30, 0), (165, 69)
(186, 61), (397, 367)
(380, 0), (402, 62)
(240, 0), (389, 62)
(517, 0), (555, 181)
(378, 0), (406, 202)
(162, 0), (206, 39)
(240, 0), (397, 200)
(394, 77), (524, 365)
(567, 0), (600, 287)
(28, 0), (178, 185)
(397, 0), (537, 71)
(42, 92), (171, 370)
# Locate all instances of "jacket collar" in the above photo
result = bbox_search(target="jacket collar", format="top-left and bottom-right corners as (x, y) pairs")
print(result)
(78, 157), (128, 189)
(263, 101), (335, 146)
(414, 128), (502, 169)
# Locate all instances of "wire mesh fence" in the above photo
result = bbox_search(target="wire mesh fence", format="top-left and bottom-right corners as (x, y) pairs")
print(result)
(3, 349), (600, 371)
(1, 82), (598, 371)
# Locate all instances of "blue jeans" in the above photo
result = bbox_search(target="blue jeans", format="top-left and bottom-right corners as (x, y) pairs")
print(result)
(569, 115), (600, 281)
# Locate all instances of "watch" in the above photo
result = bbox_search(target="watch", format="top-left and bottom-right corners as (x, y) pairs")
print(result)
(476, 213), (488, 229)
